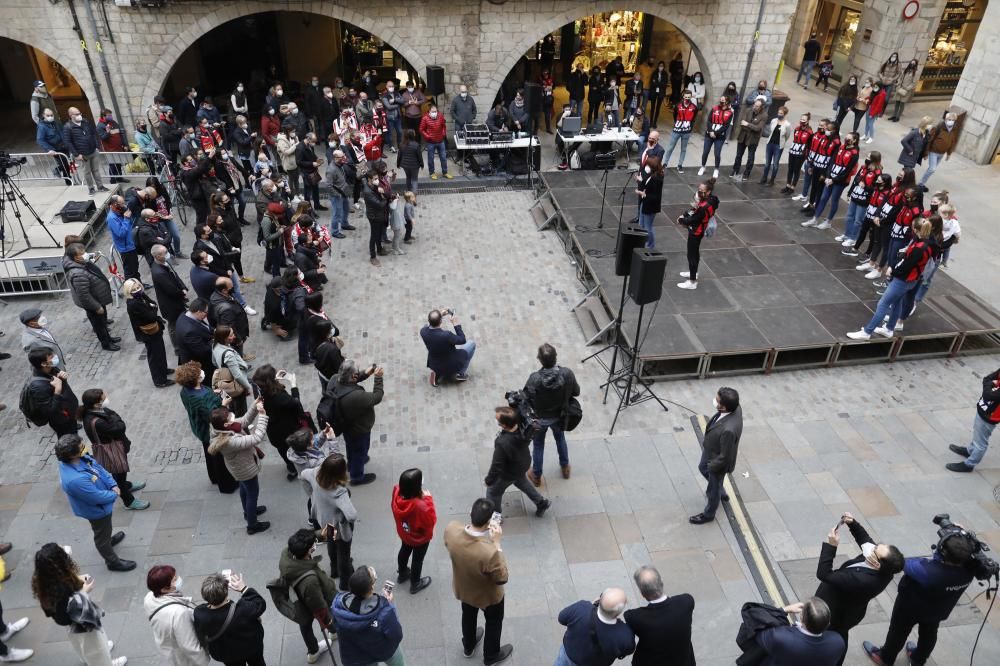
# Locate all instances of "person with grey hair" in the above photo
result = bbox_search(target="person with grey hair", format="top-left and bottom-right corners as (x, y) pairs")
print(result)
(321, 360), (384, 485)
(556, 587), (635, 665)
(192, 572), (266, 665)
(625, 566), (695, 665)
(326, 149), (351, 239)
(919, 112), (960, 190)
(55, 434), (136, 572)
(150, 243), (188, 362)
(295, 131), (326, 210)
(755, 597), (844, 664)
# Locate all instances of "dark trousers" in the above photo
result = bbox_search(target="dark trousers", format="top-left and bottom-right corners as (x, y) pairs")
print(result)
(701, 135), (725, 169)
(352, 178), (363, 204)
(732, 141), (759, 176)
(855, 219), (876, 254)
(302, 176), (320, 208)
(698, 457), (724, 519)
(112, 472), (135, 505)
(0, 599), (8, 656)
(851, 109), (865, 133)
(368, 219), (385, 259)
(687, 234), (703, 280)
(286, 168), (301, 196)
(808, 169), (827, 207)
(880, 598), (941, 665)
(587, 100), (602, 125)
(222, 656), (266, 666)
(85, 308), (113, 346)
(462, 598), (504, 659)
(238, 476), (260, 528)
(297, 314), (311, 364)
(326, 536), (354, 591)
(398, 541), (429, 581)
(404, 167), (419, 194)
(193, 200), (209, 227)
(144, 333), (169, 384)
(265, 245), (285, 277)
(343, 431), (371, 481)
(650, 96), (665, 125)
(298, 617), (323, 655)
(786, 153), (806, 186)
(835, 105), (849, 130)
(167, 318), (179, 360)
(121, 250), (141, 281)
(487, 475), (543, 514)
(88, 513), (117, 564)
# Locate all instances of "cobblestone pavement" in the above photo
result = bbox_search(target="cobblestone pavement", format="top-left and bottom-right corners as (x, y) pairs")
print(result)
(1, 113), (999, 664)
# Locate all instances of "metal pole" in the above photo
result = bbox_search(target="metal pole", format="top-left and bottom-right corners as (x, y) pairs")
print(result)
(737, 0), (769, 113)
(65, 0), (106, 111)
(81, 0), (128, 143)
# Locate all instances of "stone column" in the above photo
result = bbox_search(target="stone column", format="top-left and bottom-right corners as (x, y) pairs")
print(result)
(951, 0), (1000, 164)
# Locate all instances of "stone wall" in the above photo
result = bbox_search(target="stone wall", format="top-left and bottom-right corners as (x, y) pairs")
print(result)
(951, 0), (1000, 163)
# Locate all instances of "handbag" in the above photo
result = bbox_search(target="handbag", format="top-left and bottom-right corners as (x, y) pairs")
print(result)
(211, 351), (247, 397)
(138, 321), (160, 336)
(83, 417), (130, 474)
(298, 411), (318, 433)
(306, 170), (321, 186)
(560, 367), (583, 432)
(254, 446), (266, 459)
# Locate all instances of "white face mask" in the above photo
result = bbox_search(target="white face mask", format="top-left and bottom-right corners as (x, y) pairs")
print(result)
(198, 370), (205, 383)
(407, 87), (414, 93)
(644, 165), (651, 174)
(861, 542), (876, 559)
(82, 252), (95, 262)
(461, 92), (468, 98)
(430, 112), (438, 119)
(37, 315), (49, 328)
(50, 354), (60, 367)
(174, 576), (183, 592)
(206, 255), (214, 264)
(945, 120), (955, 129)
(713, 396), (721, 411)
(100, 397), (110, 409)
(237, 86), (244, 92)
(298, 271), (305, 281)
(275, 90), (283, 97)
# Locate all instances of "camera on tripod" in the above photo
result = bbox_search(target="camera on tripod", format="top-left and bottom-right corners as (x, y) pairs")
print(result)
(0, 151), (28, 173)
(931, 513), (1000, 582)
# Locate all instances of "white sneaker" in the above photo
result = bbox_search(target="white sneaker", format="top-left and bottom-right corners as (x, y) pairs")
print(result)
(791, 194), (805, 201)
(873, 326), (893, 338)
(111, 658), (127, 666)
(846, 329), (871, 340)
(816, 219), (831, 230)
(909, 304), (917, 317)
(861, 135), (868, 142)
(841, 239), (855, 247)
(894, 322), (904, 331)
(243, 306), (257, 316)
(801, 217), (817, 227)
(841, 247), (859, 257)
(864, 269), (881, 279)
(712, 169), (719, 179)
(677, 280), (698, 290)
(834, 234), (846, 242)
(855, 261), (872, 271)
(0, 618), (29, 642)
(108, 641), (114, 651)
(307, 640), (330, 664)
(697, 166), (705, 176)
(865, 137), (873, 144)
(679, 271), (690, 278)
(0, 648), (33, 663)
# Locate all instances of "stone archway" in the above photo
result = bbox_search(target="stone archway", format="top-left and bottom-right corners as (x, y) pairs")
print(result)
(139, 2), (430, 115)
(478, 0), (725, 112)
(0, 28), (101, 119)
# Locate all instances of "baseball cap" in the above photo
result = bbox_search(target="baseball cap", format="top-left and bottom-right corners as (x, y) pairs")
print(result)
(19, 307), (42, 324)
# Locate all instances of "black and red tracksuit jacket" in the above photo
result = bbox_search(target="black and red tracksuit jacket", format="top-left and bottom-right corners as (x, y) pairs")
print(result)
(705, 105), (733, 137)
(788, 125), (813, 157)
(672, 101), (698, 134)
(977, 369), (1000, 424)
(891, 238), (932, 281)
(680, 195), (718, 238)
(865, 188), (888, 221)
(849, 164), (882, 204)
(890, 202), (921, 241)
(810, 134), (841, 171)
(826, 145), (859, 184)
(804, 131), (824, 164)
(879, 185), (905, 226)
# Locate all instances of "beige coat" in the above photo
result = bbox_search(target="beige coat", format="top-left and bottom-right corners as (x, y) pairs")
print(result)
(444, 521), (508, 609)
(207, 401), (269, 481)
(276, 132), (299, 172)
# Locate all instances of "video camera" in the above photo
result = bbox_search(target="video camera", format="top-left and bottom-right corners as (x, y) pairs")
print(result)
(0, 151), (28, 174)
(932, 513), (999, 582)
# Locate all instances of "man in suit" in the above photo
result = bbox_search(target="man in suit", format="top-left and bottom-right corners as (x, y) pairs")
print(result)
(419, 308), (475, 385)
(150, 244), (189, 363)
(175, 298), (214, 373)
(690, 386), (743, 524)
(756, 597), (845, 665)
(814, 512), (904, 662)
(189, 250), (220, 301)
(209, 278), (249, 354)
(443, 498), (513, 665)
(625, 565), (695, 665)
(20, 307), (67, 372)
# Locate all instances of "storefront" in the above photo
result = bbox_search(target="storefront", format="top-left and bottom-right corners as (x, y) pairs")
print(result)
(917, 0), (989, 98)
(809, 0), (864, 84)
(340, 25), (414, 86)
(524, 11), (648, 80)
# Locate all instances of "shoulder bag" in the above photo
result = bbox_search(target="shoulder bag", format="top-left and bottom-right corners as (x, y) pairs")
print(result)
(83, 415), (130, 475)
(560, 368), (583, 432)
(211, 350), (247, 397)
(199, 601), (237, 646)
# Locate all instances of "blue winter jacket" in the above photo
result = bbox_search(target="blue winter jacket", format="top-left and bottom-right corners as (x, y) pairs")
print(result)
(58, 455), (118, 520)
(107, 209), (136, 253)
(36, 119), (66, 153)
(331, 592), (403, 666)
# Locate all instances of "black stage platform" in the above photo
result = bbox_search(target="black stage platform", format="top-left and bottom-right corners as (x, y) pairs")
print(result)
(541, 169), (1000, 379)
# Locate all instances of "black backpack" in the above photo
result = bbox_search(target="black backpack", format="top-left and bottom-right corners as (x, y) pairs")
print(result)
(19, 377), (51, 427)
(505, 390), (542, 440)
(317, 383), (360, 436)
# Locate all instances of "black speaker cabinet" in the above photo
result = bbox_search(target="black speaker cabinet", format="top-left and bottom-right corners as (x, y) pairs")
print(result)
(628, 249), (667, 305)
(507, 144), (541, 175)
(615, 225), (648, 276)
(523, 82), (543, 115)
(426, 66), (445, 96)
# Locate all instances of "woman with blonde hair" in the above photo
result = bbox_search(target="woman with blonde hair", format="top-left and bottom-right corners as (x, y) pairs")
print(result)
(897, 116), (934, 169)
(123, 278), (173, 388)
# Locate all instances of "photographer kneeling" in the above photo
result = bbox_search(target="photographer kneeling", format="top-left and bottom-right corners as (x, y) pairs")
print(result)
(863, 515), (992, 665)
(420, 308), (475, 386)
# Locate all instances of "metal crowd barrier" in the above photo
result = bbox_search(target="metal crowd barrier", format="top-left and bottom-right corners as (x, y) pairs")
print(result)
(6, 151), (80, 186)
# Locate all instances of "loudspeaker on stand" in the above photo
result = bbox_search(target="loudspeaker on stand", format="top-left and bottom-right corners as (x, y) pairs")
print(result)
(628, 249), (667, 305)
(615, 225), (648, 276)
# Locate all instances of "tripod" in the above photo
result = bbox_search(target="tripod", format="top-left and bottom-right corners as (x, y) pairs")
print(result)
(605, 299), (668, 434)
(0, 169), (61, 259)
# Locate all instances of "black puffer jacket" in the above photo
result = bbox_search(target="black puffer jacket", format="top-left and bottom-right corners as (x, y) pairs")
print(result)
(484, 430), (531, 485)
(524, 366), (580, 419)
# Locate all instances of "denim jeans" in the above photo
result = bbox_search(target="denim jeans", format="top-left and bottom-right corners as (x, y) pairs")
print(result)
(230, 274), (248, 307)
(800, 163), (814, 198)
(426, 141), (448, 175)
(555, 644), (579, 666)
(797, 60), (817, 86)
(387, 115), (403, 149)
(638, 210), (656, 247)
(864, 278), (918, 333)
(865, 114), (877, 139)
(701, 135), (725, 169)
(569, 98), (582, 116)
(532, 418), (568, 476)
(883, 237), (907, 269)
(762, 144), (783, 181)
(329, 193), (346, 234)
(843, 201), (865, 241)
(662, 131), (691, 167)
(162, 217), (182, 254)
(919, 151), (944, 186)
(965, 414), (997, 467)
(913, 260), (939, 302)
(814, 182), (846, 220)
(456, 340), (476, 375)
(343, 431), (371, 481)
(238, 476), (260, 528)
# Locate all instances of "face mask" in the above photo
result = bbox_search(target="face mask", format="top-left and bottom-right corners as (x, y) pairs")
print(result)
(206, 255), (214, 264)
(861, 542), (878, 561)
(849, 79), (856, 86)
(198, 370), (205, 383)
(275, 90), (283, 97)
(268, 109), (275, 115)
(312, 80), (319, 86)
(298, 271), (305, 281)
(930, 203), (939, 212)
(386, 86), (394, 93)
(100, 397), (110, 409)
(407, 87), (414, 93)
(777, 114), (785, 120)
(461, 92), (468, 98)
(82, 252), (95, 262)
(222, 154), (229, 160)
(658, 66), (664, 71)
(50, 354), (60, 367)
(644, 165), (651, 174)
(890, 56), (897, 63)
(827, 130), (834, 136)
(43, 115), (54, 122)
(430, 112), (438, 119)
(72, 115), (82, 123)
(945, 120), (955, 130)
(713, 396), (720, 411)
(291, 108), (299, 115)
(37, 315), (49, 328)
(237, 86), (244, 92)
(174, 576), (183, 592)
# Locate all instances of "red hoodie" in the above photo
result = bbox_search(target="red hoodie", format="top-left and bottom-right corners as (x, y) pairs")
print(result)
(391, 485), (437, 547)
